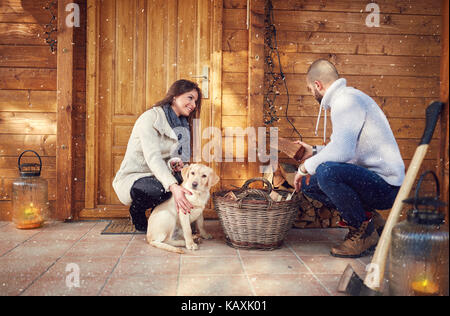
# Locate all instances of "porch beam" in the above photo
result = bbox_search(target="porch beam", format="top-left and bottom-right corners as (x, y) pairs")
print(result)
(439, 0), (449, 221)
(85, 0), (99, 210)
(56, 0), (75, 220)
(247, 0), (265, 180)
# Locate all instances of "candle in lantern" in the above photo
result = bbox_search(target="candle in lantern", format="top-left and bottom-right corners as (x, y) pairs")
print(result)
(411, 279), (439, 296)
(12, 150), (49, 230)
(16, 203), (44, 229)
(24, 203), (38, 217)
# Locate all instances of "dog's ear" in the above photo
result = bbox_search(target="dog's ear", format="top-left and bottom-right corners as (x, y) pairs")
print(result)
(181, 164), (191, 181)
(208, 171), (220, 188)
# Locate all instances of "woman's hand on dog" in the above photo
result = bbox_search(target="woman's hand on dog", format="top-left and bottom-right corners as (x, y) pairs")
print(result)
(169, 184), (193, 214)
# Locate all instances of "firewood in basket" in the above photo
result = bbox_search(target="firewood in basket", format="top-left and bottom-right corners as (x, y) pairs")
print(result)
(224, 191), (238, 200)
(269, 190), (283, 202)
(286, 192), (294, 201)
(279, 163), (297, 188)
(273, 166), (286, 188)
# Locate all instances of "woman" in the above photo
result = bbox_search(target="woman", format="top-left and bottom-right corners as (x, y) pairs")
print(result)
(113, 80), (202, 232)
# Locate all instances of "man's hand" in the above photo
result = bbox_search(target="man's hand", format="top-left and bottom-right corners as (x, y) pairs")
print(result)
(294, 164), (311, 193)
(169, 184), (193, 215)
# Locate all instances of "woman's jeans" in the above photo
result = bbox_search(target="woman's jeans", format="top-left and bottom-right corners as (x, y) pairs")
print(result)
(129, 173), (183, 231)
(301, 162), (400, 228)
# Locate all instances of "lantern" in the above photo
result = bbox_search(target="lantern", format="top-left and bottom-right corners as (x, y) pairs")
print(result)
(389, 171), (449, 296)
(12, 151), (49, 229)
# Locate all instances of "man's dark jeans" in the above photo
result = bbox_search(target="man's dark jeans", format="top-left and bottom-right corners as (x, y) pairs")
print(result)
(129, 173), (183, 231)
(301, 162), (400, 228)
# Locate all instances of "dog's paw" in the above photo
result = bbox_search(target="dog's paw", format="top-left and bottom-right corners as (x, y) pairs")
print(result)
(201, 233), (213, 240)
(193, 234), (203, 244)
(186, 242), (199, 251)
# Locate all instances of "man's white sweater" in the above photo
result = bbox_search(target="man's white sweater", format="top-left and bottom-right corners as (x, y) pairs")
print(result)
(304, 78), (405, 187)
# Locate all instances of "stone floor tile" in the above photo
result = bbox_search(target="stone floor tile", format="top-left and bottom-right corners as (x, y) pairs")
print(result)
(0, 240), (21, 257)
(114, 256), (180, 276)
(0, 257), (55, 296)
(2, 240), (75, 260)
(288, 241), (336, 257)
(178, 275), (254, 296)
(180, 256), (244, 275)
(63, 240), (129, 258)
(123, 236), (181, 258)
(241, 255), (310, 275)
(300, 255), (366, 275)
(100, 274), (178, 296)
(249, 274), (330, 296)
(21, 275), (107, 296)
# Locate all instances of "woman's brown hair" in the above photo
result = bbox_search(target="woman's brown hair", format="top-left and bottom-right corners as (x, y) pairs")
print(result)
(153, 79), (202, 124)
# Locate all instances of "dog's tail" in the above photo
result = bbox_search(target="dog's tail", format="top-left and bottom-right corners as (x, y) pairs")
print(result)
(149, 241), (185, 254)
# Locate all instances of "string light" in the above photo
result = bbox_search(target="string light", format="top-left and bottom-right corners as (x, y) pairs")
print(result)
(43, 1), (58, 53)
(264, 0), (303, 140)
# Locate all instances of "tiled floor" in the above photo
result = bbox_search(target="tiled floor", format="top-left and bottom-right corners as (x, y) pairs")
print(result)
(0, 220), (374, 296)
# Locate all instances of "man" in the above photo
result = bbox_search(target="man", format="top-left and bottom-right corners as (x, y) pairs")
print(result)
(294, 59), (405, 258)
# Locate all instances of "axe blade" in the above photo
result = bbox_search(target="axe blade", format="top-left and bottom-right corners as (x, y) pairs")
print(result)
(337, 264), (381, 296)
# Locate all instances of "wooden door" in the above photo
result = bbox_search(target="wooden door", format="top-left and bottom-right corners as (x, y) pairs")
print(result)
(82, 0), (222, 219)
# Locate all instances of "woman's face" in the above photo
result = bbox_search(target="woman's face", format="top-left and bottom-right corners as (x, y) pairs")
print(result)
(171, 89), (199, 117)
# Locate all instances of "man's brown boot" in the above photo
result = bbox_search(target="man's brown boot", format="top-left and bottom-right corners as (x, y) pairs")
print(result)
(331, 219), (379, 258)
(371, 210), (386, 236)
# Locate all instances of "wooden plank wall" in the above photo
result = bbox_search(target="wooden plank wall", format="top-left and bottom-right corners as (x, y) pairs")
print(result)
(222, 0), (442, 196)
(221, 0), (251, 190)
(0, 0), (86, 220)
(0, 0), (445, 220)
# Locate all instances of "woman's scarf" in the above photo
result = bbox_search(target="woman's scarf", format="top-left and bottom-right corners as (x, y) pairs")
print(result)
(163, 104), (191, 161)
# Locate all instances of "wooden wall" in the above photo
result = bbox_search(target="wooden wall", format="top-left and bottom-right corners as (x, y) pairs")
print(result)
(221, 0), (443, 197)
(0, 0), (446, 221)
(0, 0), (86, 220)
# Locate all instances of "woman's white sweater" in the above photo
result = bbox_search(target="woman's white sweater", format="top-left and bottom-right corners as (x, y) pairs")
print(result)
(113, 106), (180, 206)
(304, 78), (405, 187)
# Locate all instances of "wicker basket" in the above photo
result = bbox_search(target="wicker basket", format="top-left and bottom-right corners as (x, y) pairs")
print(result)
(213, 178), (300, 250)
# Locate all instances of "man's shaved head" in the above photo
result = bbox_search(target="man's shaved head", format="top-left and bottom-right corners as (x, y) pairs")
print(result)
(307, 59), (339, 86)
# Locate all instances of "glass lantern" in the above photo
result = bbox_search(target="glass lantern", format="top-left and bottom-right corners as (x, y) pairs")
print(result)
(12, 150), (50, 229)
(389, 171), (449, 296)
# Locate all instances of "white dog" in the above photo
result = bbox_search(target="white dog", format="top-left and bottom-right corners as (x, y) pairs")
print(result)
(147, 164), (220, 254)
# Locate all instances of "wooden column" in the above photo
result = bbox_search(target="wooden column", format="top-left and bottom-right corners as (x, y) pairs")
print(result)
(247, 0), (265, 180)
(210, 0), (223, 193)
(439, 0), (449, 221)
(56, 0), (75, 220)
(85, 0), (99, 210)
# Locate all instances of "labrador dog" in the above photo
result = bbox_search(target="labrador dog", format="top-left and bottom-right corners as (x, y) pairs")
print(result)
(147, 164), (220, 254)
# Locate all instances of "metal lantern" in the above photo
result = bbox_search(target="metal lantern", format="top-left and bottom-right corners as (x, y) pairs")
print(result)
(12, 151), (49, 229)
(389, 171), (449, 296)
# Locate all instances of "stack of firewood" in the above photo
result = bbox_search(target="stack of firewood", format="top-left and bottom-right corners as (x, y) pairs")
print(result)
(295, 194), (342, 229)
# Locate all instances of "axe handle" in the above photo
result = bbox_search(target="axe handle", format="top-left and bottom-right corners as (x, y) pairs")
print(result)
(363, 101), (444, 291)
